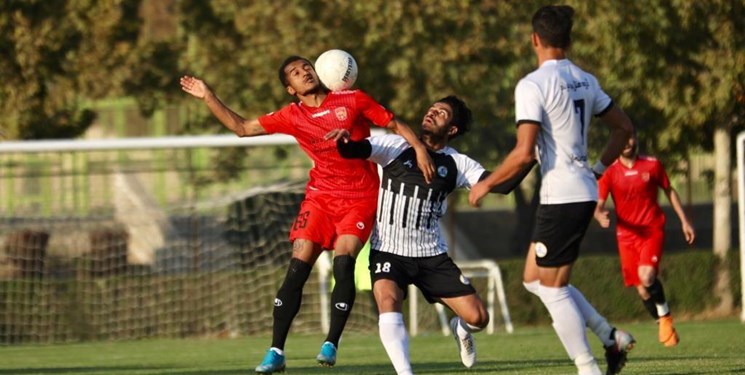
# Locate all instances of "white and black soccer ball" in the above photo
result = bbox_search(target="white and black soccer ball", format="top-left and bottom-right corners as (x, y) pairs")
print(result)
(314, 49), (358, 91)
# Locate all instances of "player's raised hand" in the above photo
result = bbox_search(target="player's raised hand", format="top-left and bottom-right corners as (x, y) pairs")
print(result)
(468, 181), (490, 207)
(414, 148), (435, 184)
(180, 76), (210, 99)
(324, 128), (350, 142)
(594, 208), (610, 228)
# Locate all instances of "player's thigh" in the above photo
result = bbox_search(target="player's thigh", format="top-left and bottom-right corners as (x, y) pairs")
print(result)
(531, 202), (595, 268)
(415, 254), (476, 304)
(638, 227), (664, 269)
(332, 197), (377, 254)
(290, 196), (336, 250)
(617, 229), (642, 287)
(369, 250), (415, 310)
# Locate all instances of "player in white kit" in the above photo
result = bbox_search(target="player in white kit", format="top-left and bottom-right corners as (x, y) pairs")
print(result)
(469, 5), (636, 375)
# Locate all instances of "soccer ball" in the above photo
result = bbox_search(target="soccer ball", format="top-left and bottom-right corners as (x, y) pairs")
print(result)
(314, 49), (358, 91)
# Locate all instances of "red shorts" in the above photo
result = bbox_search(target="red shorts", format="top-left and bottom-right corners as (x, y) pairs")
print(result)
(616, 226), (664, 287)
(289, 193), (377, 250)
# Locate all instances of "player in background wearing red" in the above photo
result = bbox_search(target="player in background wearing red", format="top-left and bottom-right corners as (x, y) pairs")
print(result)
(594, 132), (695, 347)
(180, 55), (435, 374)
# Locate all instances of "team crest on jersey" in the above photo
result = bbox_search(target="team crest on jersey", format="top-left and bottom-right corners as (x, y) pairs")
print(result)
(334, 107), (348, 121)
(437, 166), (448, 178)
(535, 242), (548, 258)
(641, 172), (650, 182)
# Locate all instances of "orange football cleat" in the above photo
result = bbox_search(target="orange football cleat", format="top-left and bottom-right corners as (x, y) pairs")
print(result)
(658, 315), (679, 347)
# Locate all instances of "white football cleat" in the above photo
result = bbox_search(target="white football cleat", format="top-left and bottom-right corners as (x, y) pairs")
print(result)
(449, 317), (476, 368)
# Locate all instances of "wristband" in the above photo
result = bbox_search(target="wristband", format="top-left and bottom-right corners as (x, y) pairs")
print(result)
(592, 160), (607, 175)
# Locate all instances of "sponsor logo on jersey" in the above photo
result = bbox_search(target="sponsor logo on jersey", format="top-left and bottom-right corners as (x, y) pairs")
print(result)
(459, 274), (471, 285)
(335, 302), (349, 311)
(437, 166), (448, 178)
(274, 298), (283, 307)
(335, 107), (348, 121)
(312, 109), (330, 118)
(535, 242), (548, 258)
(624, 170), (639, 176)
(356, 222), (365, 230)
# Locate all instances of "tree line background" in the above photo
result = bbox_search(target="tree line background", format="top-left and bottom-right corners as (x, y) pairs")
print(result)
(1, 0), (743, 313)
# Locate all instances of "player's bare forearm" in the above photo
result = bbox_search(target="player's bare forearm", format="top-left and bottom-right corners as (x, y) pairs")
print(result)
(480, 123), (538, 190)
(387, 118), (434, 183)
(203, 92), (266, 137)
(481, 151), (535, 190)
(598, 106), (634, 166)
(666, 187), (696, 242)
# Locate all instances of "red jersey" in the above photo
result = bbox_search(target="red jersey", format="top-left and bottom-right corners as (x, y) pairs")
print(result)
(598, 155), (671, 229)
(258, 90), (393, 199)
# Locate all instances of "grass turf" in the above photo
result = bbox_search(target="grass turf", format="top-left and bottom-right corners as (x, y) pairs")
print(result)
(1, 319), (743, 374)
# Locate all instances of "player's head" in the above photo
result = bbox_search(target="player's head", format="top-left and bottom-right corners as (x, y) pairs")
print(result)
(531, 5), (574, 49)
(421, 96), (472, 142)
(621, 128), (638, 158)
(278, 55), (325, 96)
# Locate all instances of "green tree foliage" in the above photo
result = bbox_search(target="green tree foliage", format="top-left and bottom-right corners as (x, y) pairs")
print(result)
(0, 0), (181, 139)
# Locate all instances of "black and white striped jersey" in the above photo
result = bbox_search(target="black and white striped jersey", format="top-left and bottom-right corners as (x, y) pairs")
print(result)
(365, 134), (486, 257)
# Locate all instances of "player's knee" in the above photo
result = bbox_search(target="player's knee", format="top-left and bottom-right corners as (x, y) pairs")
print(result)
(638, 273), (655, 287)
(333, 254), (355, 283)
(280, 258), (313, 291)
(461, 306), (490, 329)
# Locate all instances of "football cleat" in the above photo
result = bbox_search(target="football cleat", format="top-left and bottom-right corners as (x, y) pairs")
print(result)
(604, 328), (635, 375)
(255, 348), (286, 374)
(316, 341), (337, 367)
(658, 315), (679, 347)
(449, 317), (476, 368)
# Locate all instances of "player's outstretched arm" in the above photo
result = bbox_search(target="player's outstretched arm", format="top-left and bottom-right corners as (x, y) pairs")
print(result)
(180, 76), (267, 137)
(481, 159), (537, 194)
(594, 105), (633, 174)
(468, 123), (539, 207)
(386, 118), (435, 184)
(664, 186), (696, 244)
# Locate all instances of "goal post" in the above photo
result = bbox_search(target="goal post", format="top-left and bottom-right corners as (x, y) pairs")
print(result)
(737, 130), (745, 323)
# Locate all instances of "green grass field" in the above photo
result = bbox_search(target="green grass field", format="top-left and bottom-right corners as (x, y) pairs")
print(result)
(1, 319), (743, 374)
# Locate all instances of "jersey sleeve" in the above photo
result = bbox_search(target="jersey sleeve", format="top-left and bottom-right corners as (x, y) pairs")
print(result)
(356, 90), (395, 127)
(368, 134), (409, 167)
(258, 104), (294, 135)
(514, 79), (543, 125)
(655, 160), (671, 190)
(452, 153), (486, 189)
(589, 75), (613, 117)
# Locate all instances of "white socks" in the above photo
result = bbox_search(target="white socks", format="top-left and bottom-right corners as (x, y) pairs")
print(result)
(378, 312), (413, 375)
(537, 285), (596, 371)
(657, 302), (670, 317)
(567, 284), (615, 347)
(525, 280), (615, 348)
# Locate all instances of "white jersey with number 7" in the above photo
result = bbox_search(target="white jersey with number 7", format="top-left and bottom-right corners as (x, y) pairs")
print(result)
(515, 59), (613, 204)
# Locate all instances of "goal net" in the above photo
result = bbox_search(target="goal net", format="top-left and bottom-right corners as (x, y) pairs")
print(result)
(2, 132), (496, 344)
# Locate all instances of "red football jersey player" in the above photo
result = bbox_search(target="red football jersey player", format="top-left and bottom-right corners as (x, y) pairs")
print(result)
(181, 55), (435, 373)
(595, 133), (695, 348)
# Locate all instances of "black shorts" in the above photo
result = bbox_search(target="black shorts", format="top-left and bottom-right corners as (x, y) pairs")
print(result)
(369, 250), (476, 304)
(531, 201), (595, 267)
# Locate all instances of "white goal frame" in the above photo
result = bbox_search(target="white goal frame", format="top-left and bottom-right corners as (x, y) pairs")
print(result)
(737, 131), (745, 323)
